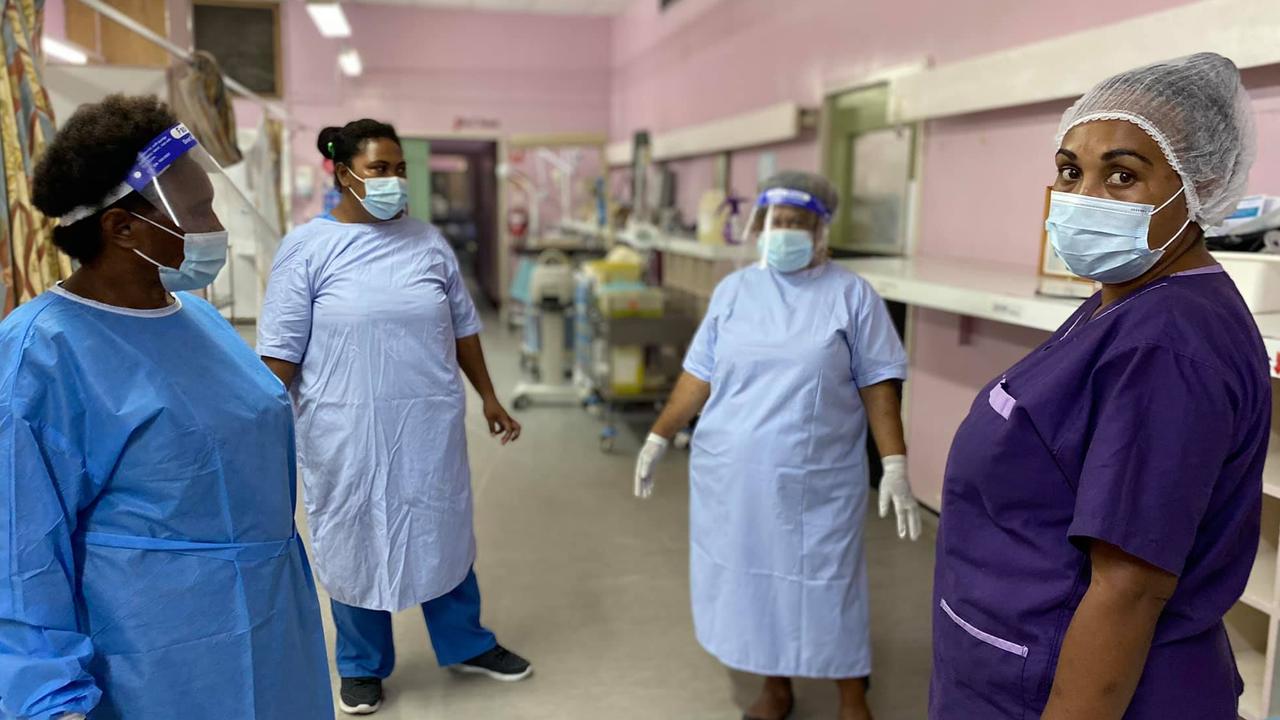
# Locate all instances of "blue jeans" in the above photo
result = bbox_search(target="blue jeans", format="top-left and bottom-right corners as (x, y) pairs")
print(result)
(330, 567), (497, 678)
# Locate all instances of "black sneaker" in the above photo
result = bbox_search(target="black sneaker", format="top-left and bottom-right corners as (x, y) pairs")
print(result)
(451, 644), (533, 682)
(339, 676), (383, 715)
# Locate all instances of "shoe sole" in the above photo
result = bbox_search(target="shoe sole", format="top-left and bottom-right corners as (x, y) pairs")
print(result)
(449, 664), (534, 682)
(338, 699), (383, 715)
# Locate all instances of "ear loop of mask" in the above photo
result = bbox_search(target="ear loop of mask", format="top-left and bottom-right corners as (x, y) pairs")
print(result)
(129, 212), (182, 269)
(1152, 187), (1194, 252)
(343, 166), (369, 203)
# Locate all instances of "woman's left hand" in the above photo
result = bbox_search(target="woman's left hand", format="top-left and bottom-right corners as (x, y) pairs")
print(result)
(483, 399), (521, 445)
(879, 455), (922, 541)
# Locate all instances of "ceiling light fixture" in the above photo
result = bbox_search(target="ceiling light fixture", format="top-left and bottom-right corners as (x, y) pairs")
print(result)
(306, 1), (352, 38)
(338, 48), (363, 77)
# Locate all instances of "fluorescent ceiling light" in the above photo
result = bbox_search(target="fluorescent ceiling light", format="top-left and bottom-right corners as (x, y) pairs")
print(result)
(307, 2), (352, 38)
(42, 36), (89, 65)
(338, 48), (363, 77)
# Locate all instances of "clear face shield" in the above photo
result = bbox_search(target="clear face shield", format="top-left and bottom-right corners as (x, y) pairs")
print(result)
(741, 187), (832, 273)
(56, 124), (262, 292)
(59, 123), (255, 235)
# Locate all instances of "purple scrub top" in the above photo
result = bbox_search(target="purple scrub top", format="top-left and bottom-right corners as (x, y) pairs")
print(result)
(931, 268), (1271, 719)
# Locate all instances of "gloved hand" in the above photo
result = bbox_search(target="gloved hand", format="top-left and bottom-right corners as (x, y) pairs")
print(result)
(879, 455), (922, 541)
(634, 433), (670, 499)
(59, 715), (87, 720)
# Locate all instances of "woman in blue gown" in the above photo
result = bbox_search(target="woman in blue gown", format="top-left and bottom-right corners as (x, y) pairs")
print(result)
(0, 95), (332, 719)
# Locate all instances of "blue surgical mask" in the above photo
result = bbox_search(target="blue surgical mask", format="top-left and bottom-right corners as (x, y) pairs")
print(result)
(131, 213), (229, 291)
(1045, 189), (1192, 284)
(758, 229), (815, 273)
(348, 171), (408, 221)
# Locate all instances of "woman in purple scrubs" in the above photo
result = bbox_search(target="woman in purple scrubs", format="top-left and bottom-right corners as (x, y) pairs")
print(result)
(931, 53), (1270, 719)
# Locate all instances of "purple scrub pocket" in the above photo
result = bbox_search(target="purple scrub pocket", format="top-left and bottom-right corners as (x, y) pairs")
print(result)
(940, 599), (1028, 658)
(933, 599), (1030, 716)
(988, 382), (1017, 420)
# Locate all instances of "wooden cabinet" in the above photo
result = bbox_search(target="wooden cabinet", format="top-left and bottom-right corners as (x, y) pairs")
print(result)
(66, 0), (169, 68)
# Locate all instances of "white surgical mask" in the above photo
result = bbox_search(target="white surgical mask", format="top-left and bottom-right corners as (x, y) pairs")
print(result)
(1044, 188), (1193, 284)
(758, 228), (815, 273)
(130, 213), (229, 291)
(347, 171), (408, 221)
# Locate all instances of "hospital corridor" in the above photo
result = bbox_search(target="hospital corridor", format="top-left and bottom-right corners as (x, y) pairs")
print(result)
(244, 318), (936, 720)
(4, 0), (1280, 719)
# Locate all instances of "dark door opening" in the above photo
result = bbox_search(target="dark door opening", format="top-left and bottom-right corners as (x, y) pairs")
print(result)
(409, 138), (501, 309)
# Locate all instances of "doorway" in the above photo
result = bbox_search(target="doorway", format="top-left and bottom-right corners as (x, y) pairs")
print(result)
(403, 137), (502, 307)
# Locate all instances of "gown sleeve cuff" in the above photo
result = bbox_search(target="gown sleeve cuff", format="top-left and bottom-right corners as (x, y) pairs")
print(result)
(682, 359), (712, 383)
(256, 343), (304, 364)
(855, 362), (908, 389)
(454, 319), (484, 339)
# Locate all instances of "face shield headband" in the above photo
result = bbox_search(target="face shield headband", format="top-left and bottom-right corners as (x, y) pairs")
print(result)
(56, 123), (201, 228)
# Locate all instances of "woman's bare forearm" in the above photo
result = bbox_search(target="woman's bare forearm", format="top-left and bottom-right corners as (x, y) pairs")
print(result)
(650, 372), (711, 439)
(859, 380), (906, 456)
(1041, 542), (1175, 719)
(262, 356), (299, 389)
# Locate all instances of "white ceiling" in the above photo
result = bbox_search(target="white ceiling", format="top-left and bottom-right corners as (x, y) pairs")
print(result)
(344, 0), (632, 16)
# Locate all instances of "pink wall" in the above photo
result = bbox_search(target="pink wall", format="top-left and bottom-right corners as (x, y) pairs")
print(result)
(277, 0), (613, 221)
(610, 0), (1280, 509)
(43, 0), (65, 41)
(610, 0), (1182, 138)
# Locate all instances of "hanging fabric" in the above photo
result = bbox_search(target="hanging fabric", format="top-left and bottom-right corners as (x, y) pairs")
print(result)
(167, 50), (242, 167)
(0, 0), (69, 316)
(243, 116), (287, 293)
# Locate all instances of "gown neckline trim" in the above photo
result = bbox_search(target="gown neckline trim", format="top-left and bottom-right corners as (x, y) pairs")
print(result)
(50, 284), (183, 318)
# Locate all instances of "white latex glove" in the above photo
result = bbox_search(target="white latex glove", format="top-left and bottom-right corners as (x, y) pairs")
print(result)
(59, 715), (86, 720)
(634, 433), (669, 499)
(878, 455), (922, 541)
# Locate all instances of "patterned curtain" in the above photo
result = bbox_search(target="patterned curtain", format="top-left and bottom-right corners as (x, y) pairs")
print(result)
(0, 0), (67, 316)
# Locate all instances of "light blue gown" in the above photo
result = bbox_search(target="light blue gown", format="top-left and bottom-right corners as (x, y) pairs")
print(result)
(257, 216), (483, 612)
(0, 287), (331, 720)
(683, 263), (907, 678)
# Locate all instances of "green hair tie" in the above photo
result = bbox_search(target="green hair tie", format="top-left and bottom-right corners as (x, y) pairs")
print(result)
(327, 141), (335, 158)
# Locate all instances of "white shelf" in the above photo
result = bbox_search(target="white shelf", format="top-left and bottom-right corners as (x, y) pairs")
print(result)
(617, 225), (757, 262)
(838, 256), (1080, 333)
(650, 101), (809, 161)
(559, 219), (609, 239)
(1226, 603), (1273, 720)
(1264, 439), (1280, 499)
(1238, 644), (1266, 720)
(1243, 545), (1278, 615)
(1255, 313), (1280, 381)
(889, 0), (1280, 122)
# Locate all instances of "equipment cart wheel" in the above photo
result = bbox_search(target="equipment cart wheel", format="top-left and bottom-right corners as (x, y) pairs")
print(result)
(513, 395), (532, 411)
(599, 427), (617, 453)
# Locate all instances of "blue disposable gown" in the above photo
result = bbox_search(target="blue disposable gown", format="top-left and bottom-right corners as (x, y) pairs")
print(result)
(257, 217), (483, 612)
(0, 288), (332, 720)
(683, 263), (907, 678)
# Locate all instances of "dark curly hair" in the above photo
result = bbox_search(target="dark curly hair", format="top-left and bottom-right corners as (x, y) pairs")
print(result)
(33, 94), (177, 264)
(318, 119), (400, 188)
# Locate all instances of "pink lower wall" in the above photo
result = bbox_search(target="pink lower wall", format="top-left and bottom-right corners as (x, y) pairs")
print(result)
(610, 0), (1280, 508)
